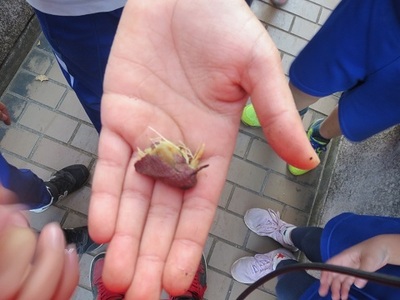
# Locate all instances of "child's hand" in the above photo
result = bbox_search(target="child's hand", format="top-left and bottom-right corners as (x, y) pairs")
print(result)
(0, 206), (79, 299)
(89, 0), (319, 297)
(319, 235), (392, 300)
(0, 102), (11, 125)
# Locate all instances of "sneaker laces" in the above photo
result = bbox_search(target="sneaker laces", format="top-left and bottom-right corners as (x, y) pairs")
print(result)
(249, 254), (274, 276)
(310, 136), (327, 154)
(47, 170), (76, 198)
(257, 210), (293, 246)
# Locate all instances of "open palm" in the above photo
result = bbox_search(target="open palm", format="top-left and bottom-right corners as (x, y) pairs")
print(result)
(89, 0), (318, 298)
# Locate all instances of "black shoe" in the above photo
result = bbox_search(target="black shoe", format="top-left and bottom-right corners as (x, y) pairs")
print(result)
(30, 164), (89, 213)
(63, 226), (102, 257)
(46, 164), (89, 201)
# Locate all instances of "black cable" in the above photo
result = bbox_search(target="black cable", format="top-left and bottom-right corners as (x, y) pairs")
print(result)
(236, 262), (400, 300)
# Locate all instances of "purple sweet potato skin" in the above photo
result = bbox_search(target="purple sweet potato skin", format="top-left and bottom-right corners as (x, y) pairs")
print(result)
(135, 154), (198, 189)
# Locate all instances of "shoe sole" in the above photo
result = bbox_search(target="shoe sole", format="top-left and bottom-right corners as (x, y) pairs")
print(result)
(288, 164), (311, 176)
(89, 252), (106, 296)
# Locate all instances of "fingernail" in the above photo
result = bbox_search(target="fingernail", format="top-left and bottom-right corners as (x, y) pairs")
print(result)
(46, 222), (64, 248)
(65, 243), (77, 254)
(65, 244), (79, 270)
(354, 281), (365, 289)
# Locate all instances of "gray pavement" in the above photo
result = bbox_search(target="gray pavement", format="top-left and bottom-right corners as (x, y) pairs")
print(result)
(3, 0), (399, 299)
(0, 0), (40, 96)
(312, 127), (400, 226)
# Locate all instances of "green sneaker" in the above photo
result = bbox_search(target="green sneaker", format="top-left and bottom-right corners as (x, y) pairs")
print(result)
(241, 104), (261, 127)
(288, 119), (328, 176)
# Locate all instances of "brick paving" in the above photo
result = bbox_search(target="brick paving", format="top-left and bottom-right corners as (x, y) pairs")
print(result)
(0, 0), (340, 299)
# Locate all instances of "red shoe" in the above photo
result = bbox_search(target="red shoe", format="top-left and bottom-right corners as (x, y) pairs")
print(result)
(170, 254), (207, 300)
(90, 252), (125, 300)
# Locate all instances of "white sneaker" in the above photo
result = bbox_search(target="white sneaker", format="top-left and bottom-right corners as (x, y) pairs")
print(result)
(231, 249), (295, 284)
(244, 208), (298, 251)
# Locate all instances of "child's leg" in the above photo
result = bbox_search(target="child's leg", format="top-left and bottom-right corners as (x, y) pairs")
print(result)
(290, 82), (319, 112)
(275, 259), (318, 300)
(33, 8), (122, 133)
(319, 106), (342, 139)
(0, 153), (50, 209)
(290, 226), (323, 262)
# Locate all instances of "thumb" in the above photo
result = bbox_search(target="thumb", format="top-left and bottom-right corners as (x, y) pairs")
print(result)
(247, 31), (319, 170)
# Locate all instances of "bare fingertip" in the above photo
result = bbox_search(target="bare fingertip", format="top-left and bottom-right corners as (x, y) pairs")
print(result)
(354, 281), (366, 289)
(43, 222), (65, 248)
(318, 289), (327, 297)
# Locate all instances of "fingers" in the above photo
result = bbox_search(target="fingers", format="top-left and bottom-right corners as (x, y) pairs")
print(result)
(246, 32), (319, 170)
(16, 223), (69, 299)
(102, 160), (153, 293)
(0, 204), (29, 230)
(0, 184), (19, 205)
(125, 184), (182, 299)
(340, 277), (355, 300)
(332, 274), (354, 300)
(318, 271), (330, 296)
(0, 226), (36, 299)
(52, 245), (80, 300)
(353, 277), (368, 289)
(0, 102), (11, 125)
(319, 239), (389, 298)
(0, 223), (77, 300)
(319, 270), (353, 299)
(163, 157), (225, 295)
(89, 127), (133, 243)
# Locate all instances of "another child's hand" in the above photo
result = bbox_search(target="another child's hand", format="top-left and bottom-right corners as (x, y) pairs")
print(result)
(0, 206), (79, 300)
(0, 102), (11, 125)
(318, 235), (391, 300)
